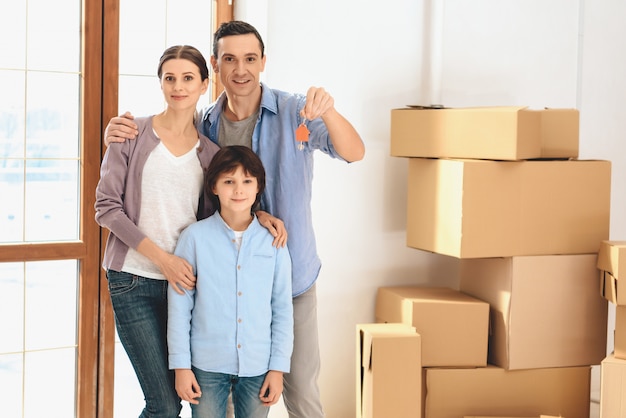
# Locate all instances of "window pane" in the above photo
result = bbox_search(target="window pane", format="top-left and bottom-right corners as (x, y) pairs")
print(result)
(0, 1), (27, 69)
(0, 71), (81, 244)
(27, 0), (81, 72)
(119, 0), (167, 76)
(26, 72), (80, 160)
(25, 72), (80, 240)
(25, 159), (79, 242)
(24, 348), (76, 418)
(0, 160), (25, 243)
(0, 263), (24, 353)
(0, 353), (24, 418)
(118, 74), (164, 118)
(0, 260), (78, 418)
(0, 70), (26, 159)
(24, 261), (78, 350)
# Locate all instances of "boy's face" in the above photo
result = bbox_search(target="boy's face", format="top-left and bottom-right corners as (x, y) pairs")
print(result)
(212, 165), (259, 216)
(211, 33), (266, 99)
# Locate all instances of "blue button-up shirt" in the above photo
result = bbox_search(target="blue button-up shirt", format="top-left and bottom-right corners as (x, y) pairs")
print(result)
(199, 83), (346, 296)
(168, 212), (293, 376)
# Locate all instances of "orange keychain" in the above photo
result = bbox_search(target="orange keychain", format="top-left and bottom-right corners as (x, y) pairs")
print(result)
(295, 119), (310, 150)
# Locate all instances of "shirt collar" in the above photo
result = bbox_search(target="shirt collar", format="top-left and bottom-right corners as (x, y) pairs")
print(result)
(206, 82), (278, 125)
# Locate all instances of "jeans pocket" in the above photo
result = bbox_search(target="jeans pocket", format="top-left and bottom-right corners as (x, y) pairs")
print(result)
(106, 270), (138, 296)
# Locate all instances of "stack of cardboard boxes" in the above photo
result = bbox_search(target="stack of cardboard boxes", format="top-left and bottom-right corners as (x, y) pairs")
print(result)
(357, 106), (611, 418)
(597, 241), (626, 416)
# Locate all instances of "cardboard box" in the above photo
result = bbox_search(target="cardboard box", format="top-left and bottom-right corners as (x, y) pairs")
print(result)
(614, 306), (626, 360)
(600, 354), (626, 417)
(600, 271), (623, 306)
(356, 323), (422, 418)
(424, 365), (590, 418)
(406, 158), (610, 258)
(460, 254), (608, 370)
(390, 106), (579, 160)
(375, 286), (489, 367)
(597, 240), (626, 305)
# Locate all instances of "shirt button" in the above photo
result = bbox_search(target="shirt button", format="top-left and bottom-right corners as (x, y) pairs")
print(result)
(238, 318), (242, 323)
(237, 344), (241, 349)
(237, 265), (241, 270)
(231, 239), (236, 243)
(238, 291), (242, 296)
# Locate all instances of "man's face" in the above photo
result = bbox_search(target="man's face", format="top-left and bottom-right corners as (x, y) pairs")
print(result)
(211, 33), (266, 99)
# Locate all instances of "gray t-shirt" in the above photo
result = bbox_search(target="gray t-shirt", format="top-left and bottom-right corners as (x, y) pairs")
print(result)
(218, 109), (258, 148)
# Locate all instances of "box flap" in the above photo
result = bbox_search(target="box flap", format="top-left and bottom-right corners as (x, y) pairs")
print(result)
(597, 240), (626, 278)
(601, 270), (620, 305)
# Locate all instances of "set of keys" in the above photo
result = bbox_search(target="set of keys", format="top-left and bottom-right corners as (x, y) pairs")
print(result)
(295, 118), (310, 150)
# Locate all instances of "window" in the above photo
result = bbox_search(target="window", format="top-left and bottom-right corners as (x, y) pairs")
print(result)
(0, 0), (232, 416)
(0, 0), (85, 416)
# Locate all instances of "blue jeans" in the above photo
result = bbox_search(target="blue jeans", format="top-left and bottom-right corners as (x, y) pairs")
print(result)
(191, 367), (268, 418)
(107, 270), (181, 418)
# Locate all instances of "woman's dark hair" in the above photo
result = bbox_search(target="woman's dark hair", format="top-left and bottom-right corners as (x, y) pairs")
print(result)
(212, 20), (265, 58)
(157, 45), (209, 81)
(205, 145), (266, 212)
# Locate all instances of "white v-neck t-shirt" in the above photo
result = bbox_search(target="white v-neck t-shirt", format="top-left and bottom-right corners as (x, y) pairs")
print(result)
(122, 140), (203, 279)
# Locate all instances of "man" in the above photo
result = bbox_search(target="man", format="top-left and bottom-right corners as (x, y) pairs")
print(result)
(105, 20), (365, 418)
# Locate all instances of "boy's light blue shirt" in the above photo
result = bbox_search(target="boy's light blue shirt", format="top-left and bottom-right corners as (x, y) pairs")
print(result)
(199, 83), (346, 297)
(167, 212), (293, 376)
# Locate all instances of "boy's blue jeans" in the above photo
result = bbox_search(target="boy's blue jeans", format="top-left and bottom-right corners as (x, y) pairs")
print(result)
(107, 270), (181, 418)
(191, 368), (268, 418)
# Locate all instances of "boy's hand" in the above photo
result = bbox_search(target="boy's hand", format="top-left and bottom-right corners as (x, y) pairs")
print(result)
(259, 370), (284, 406)
(175, 369), (202, 404)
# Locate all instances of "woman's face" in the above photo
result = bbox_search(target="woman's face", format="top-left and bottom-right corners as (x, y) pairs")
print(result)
(160, 58), (208, 110)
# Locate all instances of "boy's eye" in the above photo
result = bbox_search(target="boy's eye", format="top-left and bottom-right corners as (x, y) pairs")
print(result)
(246, 57), (256, 63)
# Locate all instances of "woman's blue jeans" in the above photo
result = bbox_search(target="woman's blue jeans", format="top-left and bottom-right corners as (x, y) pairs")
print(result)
(107, 270), (181, 418)
(191, 367), (268, 418)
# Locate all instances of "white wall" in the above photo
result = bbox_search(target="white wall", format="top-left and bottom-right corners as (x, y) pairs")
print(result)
(235, 1), (626, 417)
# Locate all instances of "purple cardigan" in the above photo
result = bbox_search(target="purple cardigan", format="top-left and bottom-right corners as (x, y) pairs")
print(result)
(95, 116), (220, 272)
